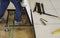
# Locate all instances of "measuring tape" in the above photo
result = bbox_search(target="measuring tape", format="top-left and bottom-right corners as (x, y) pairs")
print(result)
(52, 29), (60, 35)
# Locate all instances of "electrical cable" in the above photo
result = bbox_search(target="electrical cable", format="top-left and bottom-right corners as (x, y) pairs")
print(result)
(10, 28), (14, 38)
(10, 10), (15, 38)
(48, 0), (59, 17)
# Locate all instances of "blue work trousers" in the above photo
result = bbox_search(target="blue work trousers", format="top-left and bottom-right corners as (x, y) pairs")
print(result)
(0, 0), (23, 22)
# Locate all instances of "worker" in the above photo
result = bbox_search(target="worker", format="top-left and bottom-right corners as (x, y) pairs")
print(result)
(0, 0), (23, 23)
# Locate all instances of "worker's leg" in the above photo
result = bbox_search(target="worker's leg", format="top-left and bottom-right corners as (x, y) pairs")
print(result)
(11, 0), (23, 22)
(0, 0), (10, 19)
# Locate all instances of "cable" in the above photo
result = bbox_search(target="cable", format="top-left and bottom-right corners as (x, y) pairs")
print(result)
(10, 28), (14, 38)
(48, 0), (59, 16)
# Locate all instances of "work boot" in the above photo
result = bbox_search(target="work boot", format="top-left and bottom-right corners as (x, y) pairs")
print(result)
(14, 19), (27, 25)
(15, 20), (23, 25)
